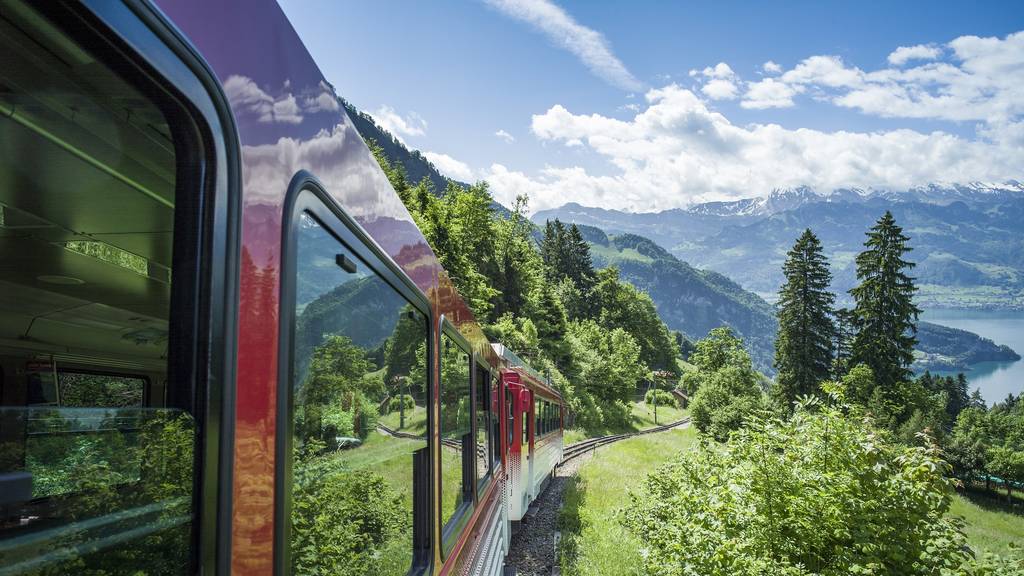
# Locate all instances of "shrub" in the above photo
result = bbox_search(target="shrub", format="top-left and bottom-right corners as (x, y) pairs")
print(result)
(689, 365), (762, 441)
(387, 394), (415, 413)
(291, 453), (408, 575)
(622, 393), (980, 576)
(644, 388), (677, 408)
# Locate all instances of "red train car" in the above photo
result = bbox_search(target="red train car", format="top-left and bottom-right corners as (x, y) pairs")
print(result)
(0, 1), (562, 575)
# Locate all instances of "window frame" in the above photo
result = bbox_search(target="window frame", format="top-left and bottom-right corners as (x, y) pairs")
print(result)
(438, 318), (474, 558)
(276, 177), (433, 576)
(473, 355), (494, 495)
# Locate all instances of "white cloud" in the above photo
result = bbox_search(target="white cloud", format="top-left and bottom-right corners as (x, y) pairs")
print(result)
(424, 151), (475, 181)
(224, 75), (342, 124)
(698, 62), (739, 100)
(495, 129), (516, 143)
(224, 75), (303, 124)
(888, 44), (942, 66)
(371, 106), (428, 143)
(480, 84), (1023, 213)
(484, 0), (643, 91)
(762, 60), (782, 74)
(742, 78), (802, 109)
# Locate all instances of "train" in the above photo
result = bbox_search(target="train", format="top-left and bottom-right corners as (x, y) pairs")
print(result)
(0, 0), (564, 574)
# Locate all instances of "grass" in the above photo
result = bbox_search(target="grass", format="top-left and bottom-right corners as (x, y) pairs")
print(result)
(559, 426), (698, 576)
(950, 490), (1024, 556)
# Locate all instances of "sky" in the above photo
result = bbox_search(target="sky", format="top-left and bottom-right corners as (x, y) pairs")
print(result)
(277, 0), (1024, 213)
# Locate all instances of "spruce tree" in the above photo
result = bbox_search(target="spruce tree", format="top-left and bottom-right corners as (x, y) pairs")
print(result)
(773, 229), (835, 406)
(564, 224), (596, 292)
(833, 307), (856, 377)
(849, 211), (921, 394)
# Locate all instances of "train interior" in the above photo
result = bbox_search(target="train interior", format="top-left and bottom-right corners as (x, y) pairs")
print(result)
(0, 2), (195, 571)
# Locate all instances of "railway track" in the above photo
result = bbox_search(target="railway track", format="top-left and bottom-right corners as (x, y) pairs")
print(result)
(558, 417), (690, 466)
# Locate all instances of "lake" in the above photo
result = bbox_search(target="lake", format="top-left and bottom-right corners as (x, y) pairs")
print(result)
(919, 309), (1024, 405)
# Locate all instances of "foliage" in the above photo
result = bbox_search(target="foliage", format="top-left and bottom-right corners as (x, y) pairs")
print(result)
(774, 229), (835, 407)
(680, 326), (754, 395)
(565, 319), (645, 416)
(291, 449), (408, 576)
(622, 392), (974, 576)
(849, 210), (922, 399)
(643, 388), (677, 408)
(592, 266), (679, 371)
(689, 365), (763, 441)
(387, 394), (416, 413)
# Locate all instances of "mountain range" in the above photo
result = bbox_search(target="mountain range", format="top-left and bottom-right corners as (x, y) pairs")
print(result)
(347, 101), (1019, 374)
(534, 183), (1024, 311)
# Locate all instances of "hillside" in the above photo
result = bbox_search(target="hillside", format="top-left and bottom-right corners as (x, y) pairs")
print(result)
(342, 98), (462, 195)
(535, 184), (1024, 309)
(581, 225), (778, 372)
(913, 321), (1021, 372)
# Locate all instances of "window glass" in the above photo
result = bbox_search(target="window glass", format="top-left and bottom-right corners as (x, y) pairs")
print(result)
(440, 332), (471, 536)
(58, 370), (146, 408)
(475, 365), (490, 488)
(288, 212), (428, 575)
(0, 3), (199, 573)
(490, 374), (501, 467)
(506, 389), (514, 449)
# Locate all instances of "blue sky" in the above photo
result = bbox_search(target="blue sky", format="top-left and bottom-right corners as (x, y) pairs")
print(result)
(278, 0), (1024, 212)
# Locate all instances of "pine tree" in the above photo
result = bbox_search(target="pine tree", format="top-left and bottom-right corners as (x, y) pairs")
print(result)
(773, 229), (836, 406)
(849, 211), (921, 395)
(564, 224), (596, 293)
(540, 219), (568, 281)
(833, 307), (856, 377)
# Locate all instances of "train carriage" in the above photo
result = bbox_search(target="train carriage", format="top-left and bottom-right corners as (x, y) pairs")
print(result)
(0, 0), (562, 574)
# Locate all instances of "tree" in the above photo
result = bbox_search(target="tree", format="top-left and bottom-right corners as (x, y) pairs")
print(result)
(494, 195), (541, 319)
(773, 229), (836, 408)
(832, 307), (856, 378)
(849, 211), (921, 402)
(946, 406), (991, 483)
(690, 366), (762, 441)
(592, 266), (677, 371)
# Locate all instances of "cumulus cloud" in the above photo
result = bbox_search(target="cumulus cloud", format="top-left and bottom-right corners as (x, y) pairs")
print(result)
(697, 62), (740, 100)
(762, 60), (782, 74)
(484, 0), (643, 91)
(224, 76), (341, 124)
(371, 106), (428, 142)
(495, 129), (516, 143)
(225, 75), (303, 124)
(480, 84), (1023, 213)
(424, 151), (475, 181)
(742, 78), (802, 109)
(888, 43), (942, 66)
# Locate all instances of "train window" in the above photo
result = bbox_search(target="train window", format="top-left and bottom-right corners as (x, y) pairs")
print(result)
(57, 370), (146, 408)
(286, 211), (428, 575)
(506, 388), (514, 449)
(490, 373), (501, 468)
(0, 2), (208, 573)
(475, 364), (491, 491)
(440, 331), (472, 550)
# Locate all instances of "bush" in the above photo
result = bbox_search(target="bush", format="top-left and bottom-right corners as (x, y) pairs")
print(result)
(291, 453), (408, 575)
(643, 388), (677, 408)
(689, 365), (762, 441)
(622, 392), (989, 576)
(387, 394), (415, 413)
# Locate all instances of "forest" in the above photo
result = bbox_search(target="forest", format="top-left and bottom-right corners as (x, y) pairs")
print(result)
(368, 138), (1024, 574)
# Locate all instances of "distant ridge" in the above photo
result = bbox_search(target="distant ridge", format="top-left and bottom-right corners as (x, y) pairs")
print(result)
(534, 182), (1024, 310)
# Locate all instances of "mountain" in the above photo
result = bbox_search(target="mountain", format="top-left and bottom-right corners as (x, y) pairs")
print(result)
(534, 183), (1024, 310)
(914, 321), (1021, 372)
(342, 98), (463, 194)
(580, 225), (779, 373)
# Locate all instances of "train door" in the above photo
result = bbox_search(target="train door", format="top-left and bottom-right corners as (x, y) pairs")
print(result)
(522, 389), (534, 504)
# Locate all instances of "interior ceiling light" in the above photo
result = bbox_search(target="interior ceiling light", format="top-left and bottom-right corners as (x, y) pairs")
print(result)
(37, 275), (85, 285)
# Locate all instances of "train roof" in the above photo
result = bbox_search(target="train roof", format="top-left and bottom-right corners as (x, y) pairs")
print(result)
(492, 343), (563, 402)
